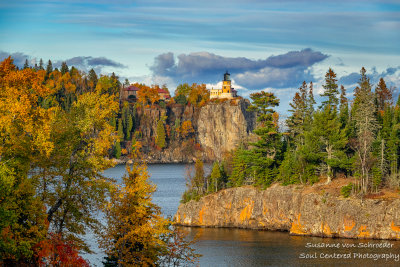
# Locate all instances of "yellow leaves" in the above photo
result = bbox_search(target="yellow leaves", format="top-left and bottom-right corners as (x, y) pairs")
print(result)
(0, 59), (56, 159)
(179, 120), (194, 138)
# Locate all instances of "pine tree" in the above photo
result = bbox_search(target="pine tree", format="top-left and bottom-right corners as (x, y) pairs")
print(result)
(155, 119), (166, 149)
(114, 141), (121, 159)
(88, 69), (98, 90)
(117, 118), (124, 141)
(39, 58), (44, 70)
(287, 81), (308, 146)
(126, 115), (133, 140)
(246, 91), (281, 186)
(60, 62), (69, 75)
(123, 78), (130, 88)
(351, 67), (378, 193)
(375, 78), (392, 111)
(339, 85), (349, 129)
(209, 162), (222, 192)
(46, 59), (53, 74)
(320, 68), (339, 111)
(308, 108), (348, 183)
(23, 59), (29, 69)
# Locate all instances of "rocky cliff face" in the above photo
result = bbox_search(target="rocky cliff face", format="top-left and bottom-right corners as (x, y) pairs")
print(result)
(197, 99), (256, 160)
(174, 185), (400, 240)
(130, 98), (256, 163)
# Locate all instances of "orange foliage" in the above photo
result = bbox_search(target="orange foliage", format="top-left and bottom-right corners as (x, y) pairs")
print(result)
(180, 120), (194, 138)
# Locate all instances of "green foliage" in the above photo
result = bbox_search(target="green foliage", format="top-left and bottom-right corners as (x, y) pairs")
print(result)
(320, 68), (339, 110)
(117, 118), (124, 140)
(174, 94), (187, 105)
(209, 161), (225, 193)
(156, 119), (166, 149)
(341, 183), (353, 198)
(114, 141), (122, 159)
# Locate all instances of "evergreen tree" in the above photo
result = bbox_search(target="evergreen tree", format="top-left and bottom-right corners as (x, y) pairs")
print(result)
(229, 148), (250, 187)
(246, 91), (281, 187)
(287, 81), (308, 146)
(351, 67), (378, 193)
(123, 78), (130, 88)
(339, 85), (349, 129)
(375, 78), (392, 111)
(114, 141), (121, 159)
(155, 119), (166, 149)
(320, 68), (339, 111)
(38, 58), (44, 70)
(88, 69), (98, 90)
(307, 108), (348, 183)
(209, 162), (222, 192)
(193, 159), (205, 194)
(60, 62), (69, 75)
(117, 118), (124, 141)
(23, 59), (29, 69)
(126, 115), (133, 140)
(46, 59), (53, 74)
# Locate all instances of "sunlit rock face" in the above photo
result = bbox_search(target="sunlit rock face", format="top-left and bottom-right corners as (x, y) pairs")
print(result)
(175, 185), (400, 240)
(197, 98), (256, 160)
(130, 98), (256, 163)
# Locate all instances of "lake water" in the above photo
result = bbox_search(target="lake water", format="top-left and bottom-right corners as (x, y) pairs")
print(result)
(85, 164), (400, 266)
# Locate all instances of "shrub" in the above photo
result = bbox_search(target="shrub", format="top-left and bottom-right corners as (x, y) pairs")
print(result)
(341, 183), (353, 198)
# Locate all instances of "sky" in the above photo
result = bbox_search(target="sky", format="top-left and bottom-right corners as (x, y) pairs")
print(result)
(1, 0), (399, 113)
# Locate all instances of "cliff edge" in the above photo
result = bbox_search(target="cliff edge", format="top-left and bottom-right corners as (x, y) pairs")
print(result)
(174, 183), (400, 240)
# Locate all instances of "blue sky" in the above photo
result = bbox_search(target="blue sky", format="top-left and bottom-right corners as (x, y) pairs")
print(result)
(1, 0), (399, 113)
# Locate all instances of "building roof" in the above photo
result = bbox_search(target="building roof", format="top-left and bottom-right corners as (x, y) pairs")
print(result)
(125, 85), (140, 91)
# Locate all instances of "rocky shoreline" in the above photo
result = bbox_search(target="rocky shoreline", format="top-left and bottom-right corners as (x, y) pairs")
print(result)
(174, 184), (400, 240)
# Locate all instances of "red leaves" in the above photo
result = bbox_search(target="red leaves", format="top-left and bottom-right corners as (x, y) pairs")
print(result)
(34, 233), (89, 267)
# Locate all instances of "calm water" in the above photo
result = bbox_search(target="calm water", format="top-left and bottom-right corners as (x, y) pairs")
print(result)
(84, 164), (400, 266)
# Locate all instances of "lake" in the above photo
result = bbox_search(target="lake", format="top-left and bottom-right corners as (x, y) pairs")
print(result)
(84, 164), (400, 266)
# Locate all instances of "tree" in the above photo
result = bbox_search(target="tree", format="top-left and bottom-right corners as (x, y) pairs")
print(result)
(88, 68), (98, 90)
(46, 59), (53, 74)
(209, 161), (225, 192)
(339, 85), (349, 129)
(156, 119), (166, 149)
(286, 81), (309, 146)
(34, 91), (119, 249)
(246, 91), (281, 186)
(180, 120), (194, 139)
(123, 78), (130, 88)
(39, 58), (44, 70)
(375, 78), (392, 111)
(23, 59), (29, 69)
(118, 118), (124, 140)
(0, 57), (54, 263)
(307, 108), (348, 183)
(114, 141), (122, 159)
(351, 67), (378, 194)
(320, 68), (339, 111)
(100, 160), (170, 265)
(60, 62), (69, 75)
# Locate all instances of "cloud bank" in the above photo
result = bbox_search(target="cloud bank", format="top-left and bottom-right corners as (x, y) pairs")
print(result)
(0, 51), (126, 73)
(150, 49), (328, 89)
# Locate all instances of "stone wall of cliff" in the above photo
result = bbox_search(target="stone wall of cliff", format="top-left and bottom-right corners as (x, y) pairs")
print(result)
(197, 98), (256, 160)
(174, 185), (400, 240)
(129, 98), (256, 163)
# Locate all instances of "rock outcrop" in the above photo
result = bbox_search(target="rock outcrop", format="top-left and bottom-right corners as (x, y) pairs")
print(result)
(174, 185), (400, 240)
(197, 99), (256, 160)
(127, 98), (256, 163)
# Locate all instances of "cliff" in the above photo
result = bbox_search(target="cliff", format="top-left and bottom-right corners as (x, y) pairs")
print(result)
(128, 98), (256, 163)
(197, 99), (256, 160)
(174, 183), (400, 240)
